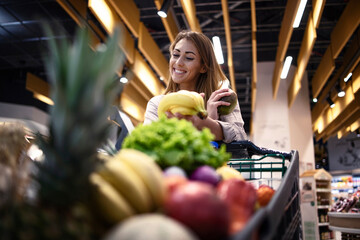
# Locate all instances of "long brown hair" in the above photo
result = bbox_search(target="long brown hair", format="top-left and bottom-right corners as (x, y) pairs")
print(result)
(164, 30), (228, 104)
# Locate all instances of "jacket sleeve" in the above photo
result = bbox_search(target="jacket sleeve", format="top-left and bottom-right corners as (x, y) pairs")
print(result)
(217, 101), (248, 143)
(143, 95), (163, 125)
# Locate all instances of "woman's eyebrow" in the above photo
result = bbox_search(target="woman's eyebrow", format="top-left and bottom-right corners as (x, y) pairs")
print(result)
(185, 51), (196, 55)
(174, 48), (196, 55)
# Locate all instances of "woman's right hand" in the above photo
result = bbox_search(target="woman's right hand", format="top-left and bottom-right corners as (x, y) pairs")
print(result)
(206, 88), (232, 120)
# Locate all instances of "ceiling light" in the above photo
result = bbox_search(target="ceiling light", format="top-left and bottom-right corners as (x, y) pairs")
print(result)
(120, 68), (128, 83)
(157, 0), (173, 18)
(312, 98), (318, 103)
(336, 85), (345, 97)
(344, 72), (352, 82)
(33, 93), (54, 105)
(327, 97), (335, 109)
(212, 36), (224, 65)
(293, 0), (308, 28)
(119, 76), (128, 83)
(280, 56), (293, 79)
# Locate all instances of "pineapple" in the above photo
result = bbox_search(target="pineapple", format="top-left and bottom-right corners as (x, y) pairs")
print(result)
(0, 24), (125, 239)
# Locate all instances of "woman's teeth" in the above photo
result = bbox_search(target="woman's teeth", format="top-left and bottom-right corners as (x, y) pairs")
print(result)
(174, 69), (185, 73)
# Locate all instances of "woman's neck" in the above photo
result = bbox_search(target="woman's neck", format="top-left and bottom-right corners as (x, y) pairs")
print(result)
(179, 83), (196, 91)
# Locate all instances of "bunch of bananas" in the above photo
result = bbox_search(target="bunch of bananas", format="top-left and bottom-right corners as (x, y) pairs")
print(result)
(158, 90), (207, 119)
(89, 149), (166, 224)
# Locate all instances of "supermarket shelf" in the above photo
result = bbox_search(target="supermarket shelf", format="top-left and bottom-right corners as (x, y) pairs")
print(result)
(317, 205), (331, 209)
(331, 187), (354, 191)
(329, 226), (360, 234)
(317, 188), (332, 193)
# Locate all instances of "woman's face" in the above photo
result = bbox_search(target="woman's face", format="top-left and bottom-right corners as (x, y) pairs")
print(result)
(169, 38), (206, 90)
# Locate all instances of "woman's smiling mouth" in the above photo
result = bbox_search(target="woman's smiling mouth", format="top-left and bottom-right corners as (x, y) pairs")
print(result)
(174, 68), (186, 74)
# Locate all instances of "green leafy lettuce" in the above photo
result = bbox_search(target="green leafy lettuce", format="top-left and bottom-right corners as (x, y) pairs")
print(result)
(122, 116), (230, 172)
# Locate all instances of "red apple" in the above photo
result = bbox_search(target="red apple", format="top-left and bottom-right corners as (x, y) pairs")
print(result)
(163, 175), (188, 194)
(257, 184), (275, 207)
(165, 181), (230, 240)
(217, 179), (257, 234)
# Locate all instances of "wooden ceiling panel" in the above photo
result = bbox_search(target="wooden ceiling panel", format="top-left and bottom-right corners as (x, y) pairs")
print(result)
(288, 13), (316, 107)
(312, 0), (325, 29)
(138, 22), (169, 83)
(330, 0), (360, 58)
(130, 50), (165, 97)
(108, 0), (140, 38)
(180, 0), (201, 32)
(311, 46), (335, 99)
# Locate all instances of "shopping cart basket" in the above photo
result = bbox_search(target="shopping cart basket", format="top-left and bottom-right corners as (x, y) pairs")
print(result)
(221, 140), (301, 240)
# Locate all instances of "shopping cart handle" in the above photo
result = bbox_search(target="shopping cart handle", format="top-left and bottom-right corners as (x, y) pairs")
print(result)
(225, 140), (292, 160)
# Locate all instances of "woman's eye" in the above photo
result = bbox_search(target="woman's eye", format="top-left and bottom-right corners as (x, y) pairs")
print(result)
(172, 54), (179, 58)
(186, 57), (194, 60)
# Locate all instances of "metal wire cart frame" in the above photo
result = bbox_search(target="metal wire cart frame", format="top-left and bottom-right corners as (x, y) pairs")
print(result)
(222, 141), (301, 240)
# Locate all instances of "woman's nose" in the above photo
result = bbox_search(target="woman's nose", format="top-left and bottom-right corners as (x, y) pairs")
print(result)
(176, 56), (184, 65)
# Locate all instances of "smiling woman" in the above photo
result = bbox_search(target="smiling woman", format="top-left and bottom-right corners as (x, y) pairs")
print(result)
(144, 30), (247, 143)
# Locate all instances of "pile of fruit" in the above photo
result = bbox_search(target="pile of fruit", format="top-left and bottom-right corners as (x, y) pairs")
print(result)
(93, 151), (276, 240)
(90, 116), (276, 240)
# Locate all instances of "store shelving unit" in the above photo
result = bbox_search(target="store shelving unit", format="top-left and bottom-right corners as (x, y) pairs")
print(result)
(331, 174), (360, 201)
(300, 169), (334, 240)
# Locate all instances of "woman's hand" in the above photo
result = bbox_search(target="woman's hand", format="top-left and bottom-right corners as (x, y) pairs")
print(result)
(165, 110), (224, 140)
(165, 111), (202, 128)
(206, 88), (232, 120)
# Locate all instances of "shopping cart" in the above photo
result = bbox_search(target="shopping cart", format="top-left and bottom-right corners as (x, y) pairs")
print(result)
(220, 140), (301, 240)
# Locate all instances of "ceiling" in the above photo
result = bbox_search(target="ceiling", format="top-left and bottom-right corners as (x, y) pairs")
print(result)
(0, 0), (352, 135)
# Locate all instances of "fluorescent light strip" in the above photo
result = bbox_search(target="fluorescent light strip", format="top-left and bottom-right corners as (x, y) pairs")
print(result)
(212, 36), (224, 65)
(280, 56), (293, 79)
(344, 72), (352, 82)
(293, 0), (308, 28)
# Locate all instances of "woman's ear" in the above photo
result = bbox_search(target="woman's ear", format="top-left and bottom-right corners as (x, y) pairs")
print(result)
(200, 65), (207, 73)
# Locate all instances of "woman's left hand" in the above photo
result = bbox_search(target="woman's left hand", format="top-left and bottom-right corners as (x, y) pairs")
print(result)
(206, 88), (232, 120)
(165, 110), (224, 140)
(165, 111), (204, 130)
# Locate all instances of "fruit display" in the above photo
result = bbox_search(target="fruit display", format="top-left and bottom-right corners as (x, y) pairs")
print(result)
(157, 90), (208, 119)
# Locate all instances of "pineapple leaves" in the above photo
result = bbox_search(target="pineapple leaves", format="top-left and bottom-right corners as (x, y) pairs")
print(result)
(37, 24), (125, 207)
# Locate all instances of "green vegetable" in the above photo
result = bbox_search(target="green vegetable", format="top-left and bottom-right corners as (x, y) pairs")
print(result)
(122, 116), (230, 172)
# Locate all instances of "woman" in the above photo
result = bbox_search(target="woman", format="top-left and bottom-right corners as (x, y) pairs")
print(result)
(144, 30), (247, 143)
